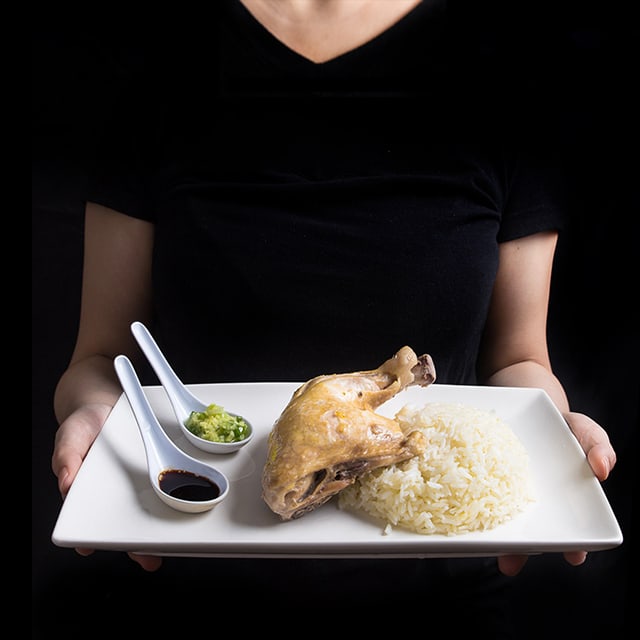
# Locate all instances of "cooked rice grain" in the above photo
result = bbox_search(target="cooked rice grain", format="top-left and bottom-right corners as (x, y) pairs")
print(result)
(338, 402), (535, 535)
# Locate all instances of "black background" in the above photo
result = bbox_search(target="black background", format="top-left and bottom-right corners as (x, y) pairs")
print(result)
(33, 6), (636, 637)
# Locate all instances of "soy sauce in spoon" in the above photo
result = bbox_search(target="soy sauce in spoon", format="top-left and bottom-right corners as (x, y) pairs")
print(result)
(159, 469), (221, 502)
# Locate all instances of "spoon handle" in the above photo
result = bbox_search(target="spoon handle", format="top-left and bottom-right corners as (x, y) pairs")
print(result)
(130, 321), (206, 423)
(114, 354), (173, 469)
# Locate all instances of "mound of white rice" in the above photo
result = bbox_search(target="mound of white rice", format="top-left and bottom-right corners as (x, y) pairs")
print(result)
(338, 402), (535, 535)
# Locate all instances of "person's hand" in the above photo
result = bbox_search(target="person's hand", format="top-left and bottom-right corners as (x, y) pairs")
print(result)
(497, 411), (617, 576)
(51, 402), (163, 572)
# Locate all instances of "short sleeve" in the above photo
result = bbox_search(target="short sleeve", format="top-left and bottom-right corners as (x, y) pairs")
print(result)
(497, 150), (568, 242)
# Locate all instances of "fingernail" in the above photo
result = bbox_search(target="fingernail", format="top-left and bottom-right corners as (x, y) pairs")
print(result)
(58, 467), (69, 495)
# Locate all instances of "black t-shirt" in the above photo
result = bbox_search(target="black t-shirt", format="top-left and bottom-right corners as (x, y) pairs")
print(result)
(88, 0), (566, 384)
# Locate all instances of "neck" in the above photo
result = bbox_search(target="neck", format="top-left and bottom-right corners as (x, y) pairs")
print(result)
(239, 0), (423, 63)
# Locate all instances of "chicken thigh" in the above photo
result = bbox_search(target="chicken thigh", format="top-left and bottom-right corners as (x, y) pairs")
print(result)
(262, 346), (436, 520)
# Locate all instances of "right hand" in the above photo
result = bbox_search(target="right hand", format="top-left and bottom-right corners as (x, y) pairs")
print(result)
(51, 402), (163, 572)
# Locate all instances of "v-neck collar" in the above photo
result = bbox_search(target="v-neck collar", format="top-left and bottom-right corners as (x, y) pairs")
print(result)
(229, 0), (444, 68)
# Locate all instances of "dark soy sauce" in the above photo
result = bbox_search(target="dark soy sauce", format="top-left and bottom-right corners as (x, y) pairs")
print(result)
(158, 469), (221, 501)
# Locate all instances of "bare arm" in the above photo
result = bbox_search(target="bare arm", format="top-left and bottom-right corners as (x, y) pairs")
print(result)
(54, 202), (154, 426)
(478, 231), (616, 575)
(478, 231), (568, 407)
(51, 202), (160, 570)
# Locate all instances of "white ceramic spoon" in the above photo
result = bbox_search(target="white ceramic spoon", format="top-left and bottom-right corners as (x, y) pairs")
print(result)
(114, 354), (229, 513)
(130, 321), (253, 453)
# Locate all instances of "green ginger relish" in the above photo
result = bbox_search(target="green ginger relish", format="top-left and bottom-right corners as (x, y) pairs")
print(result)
(184, 403), (250, 443)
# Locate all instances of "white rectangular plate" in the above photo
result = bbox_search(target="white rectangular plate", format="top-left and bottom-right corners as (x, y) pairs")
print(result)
(52, 383), (623, 557)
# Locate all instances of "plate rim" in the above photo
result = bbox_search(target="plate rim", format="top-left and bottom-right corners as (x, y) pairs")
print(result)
(51, 382), (624, 557)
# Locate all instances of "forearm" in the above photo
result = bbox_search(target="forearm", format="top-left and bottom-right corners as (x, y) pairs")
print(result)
(53, 355), (123, 425)
(483, 360), (570, 414)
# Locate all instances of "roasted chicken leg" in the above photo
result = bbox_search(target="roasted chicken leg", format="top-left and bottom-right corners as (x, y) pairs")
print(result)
(262, 346), (436, 520)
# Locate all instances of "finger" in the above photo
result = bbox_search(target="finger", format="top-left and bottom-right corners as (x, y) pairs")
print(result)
(75, 548), (95, 557)
(129, 553), (163, 572)
(497, 554), (528, 576)
(563, 550), (587, 566)
(587, 443), (615, 482)
(52, 431), (93, 489)
(56, 466), (72, 496)
(564, 412), (604, 450)
(564, 412), (616, 481)
(52, 405), (111, 474)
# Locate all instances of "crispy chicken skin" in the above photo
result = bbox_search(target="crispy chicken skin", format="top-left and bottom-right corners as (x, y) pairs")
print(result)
(261, 346), (436, 520)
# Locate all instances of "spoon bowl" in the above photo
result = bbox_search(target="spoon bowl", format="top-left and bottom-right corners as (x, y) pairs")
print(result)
(131, 321), (254, 454)
(114, 355), (230, 513)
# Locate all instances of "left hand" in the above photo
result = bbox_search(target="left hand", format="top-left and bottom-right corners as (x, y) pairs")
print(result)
(497, 411), (617, 576)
